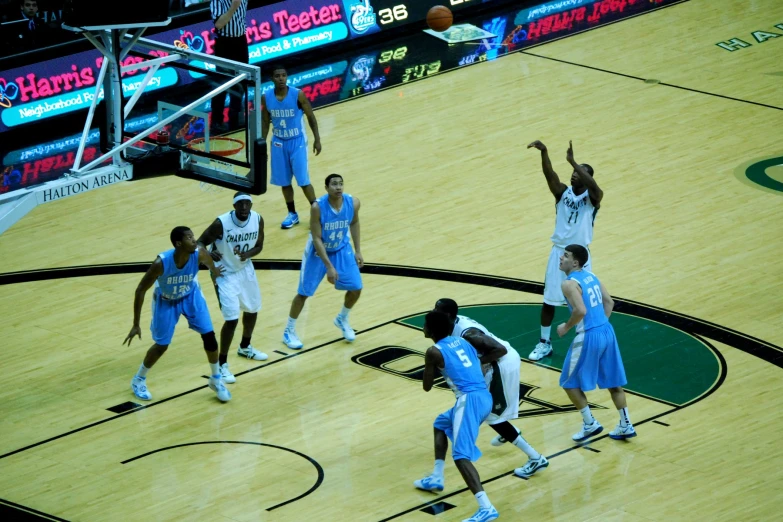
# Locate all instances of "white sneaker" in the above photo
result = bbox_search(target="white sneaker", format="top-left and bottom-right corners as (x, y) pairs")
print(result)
(528, 340), (552, 361)
(209, 377), (231, 402)
(572, 420), (603, 442)
(131, 376), (151, 401)
(514, 455), (549, 478)
(220, 363), (236, 384)
(334, 315), (356, 342)
(413, 474), (444, 492)
(609, 423), (637, 440)
(491, 425), (521, 446)
(237, 345), (268, 361)
(282, 328), (303, 349)
(463, 506), (499, 522)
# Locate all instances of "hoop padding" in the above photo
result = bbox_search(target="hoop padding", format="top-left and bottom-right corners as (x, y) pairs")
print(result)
(187, 137), (245, 157)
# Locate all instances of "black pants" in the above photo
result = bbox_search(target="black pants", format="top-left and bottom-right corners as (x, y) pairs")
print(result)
(212, 36), (250, 128)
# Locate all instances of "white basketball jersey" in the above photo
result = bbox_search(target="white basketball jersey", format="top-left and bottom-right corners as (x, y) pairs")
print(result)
(452, 315), (520, 364)
(550, 186), (597, 248)
(214, 210), (261, 273)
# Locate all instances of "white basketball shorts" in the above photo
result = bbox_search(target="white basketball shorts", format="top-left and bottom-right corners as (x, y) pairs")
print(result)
(215, 262), (262, 321)
(543, 245), (592, 306)
(484, 343), (522, 425)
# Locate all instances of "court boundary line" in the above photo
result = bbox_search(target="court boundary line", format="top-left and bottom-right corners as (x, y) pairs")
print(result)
(315, 0), (695, 113)
(2, 261), (777, 359)
(0, 498), (68, 521)
(520, 51), (783, 112)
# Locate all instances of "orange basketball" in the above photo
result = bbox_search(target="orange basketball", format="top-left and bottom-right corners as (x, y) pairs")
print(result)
(426, 5), (453, 32)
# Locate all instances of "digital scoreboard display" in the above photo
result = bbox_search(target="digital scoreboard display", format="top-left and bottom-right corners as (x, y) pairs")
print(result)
(369, 0), (501, 30)
(2, 0), (684, 193)
(0, 0), (516, 134)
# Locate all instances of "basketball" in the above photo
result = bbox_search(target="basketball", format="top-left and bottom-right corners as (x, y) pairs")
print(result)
(426, 5), (453, 32)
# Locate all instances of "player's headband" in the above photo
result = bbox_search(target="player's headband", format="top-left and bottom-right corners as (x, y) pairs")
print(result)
(233, 194), (252, 204)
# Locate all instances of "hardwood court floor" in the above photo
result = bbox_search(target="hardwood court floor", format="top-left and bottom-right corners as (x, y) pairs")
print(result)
(1, 1), (782, 520)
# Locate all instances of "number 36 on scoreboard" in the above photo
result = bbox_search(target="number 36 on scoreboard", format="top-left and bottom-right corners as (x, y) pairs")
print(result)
(377, 4), (408, 25)
(376, 0), (484, 27)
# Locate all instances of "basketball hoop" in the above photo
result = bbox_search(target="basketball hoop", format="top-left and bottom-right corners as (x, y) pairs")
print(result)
(187, 137), (245, 157)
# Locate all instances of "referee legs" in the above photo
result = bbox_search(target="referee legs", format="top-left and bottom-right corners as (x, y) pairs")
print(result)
(212, 36), (250, 132)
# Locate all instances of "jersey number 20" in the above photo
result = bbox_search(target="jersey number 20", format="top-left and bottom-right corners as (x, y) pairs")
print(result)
(587, 284), (603, 307)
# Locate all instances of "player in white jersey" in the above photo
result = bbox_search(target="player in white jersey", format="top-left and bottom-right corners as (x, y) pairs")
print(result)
(434, 299), (549, 479)
(197, 192), (267, 383)
(527, 140), (604, 362)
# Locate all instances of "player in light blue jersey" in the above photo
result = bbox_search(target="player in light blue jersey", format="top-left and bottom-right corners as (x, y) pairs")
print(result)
(261, 64), (322, 230)
(282, 174), (363, 349)
(123, 226), (231, 403)
(556, 244), (636, 441)
(434, 298), (549, 479)
(413, 311), (503, 522)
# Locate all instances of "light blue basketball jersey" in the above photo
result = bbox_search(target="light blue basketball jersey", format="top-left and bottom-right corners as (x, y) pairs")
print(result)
(435, 336), (487, 397)
(318, 193), (354, 252)
(566, 270), (609, 332)
(154, 249), (200, 300)
(265, 86), (305, 140)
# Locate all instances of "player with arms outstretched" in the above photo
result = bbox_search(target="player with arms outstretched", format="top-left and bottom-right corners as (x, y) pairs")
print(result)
(527, 140), (604, 362)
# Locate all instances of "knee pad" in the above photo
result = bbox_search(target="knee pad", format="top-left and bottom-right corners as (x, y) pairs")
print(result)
(201, 331), (218, 352)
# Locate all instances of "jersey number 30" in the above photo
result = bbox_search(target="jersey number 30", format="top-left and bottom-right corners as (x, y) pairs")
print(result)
(456, 349), (473, 368)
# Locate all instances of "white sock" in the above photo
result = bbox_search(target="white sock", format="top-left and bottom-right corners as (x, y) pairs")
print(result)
(540, 326), (551, 343)
(286, 317), (296, 330)
(580, 405), (595, 425)
(619, 407), (631, 427)
(475, 491), (492, 509)
(209, 362), (220, 377)
(136, 363), (149, 378)
(433, 459), (445, 479)
(338, 305), (350, 319)
(512, 436), (540, 460)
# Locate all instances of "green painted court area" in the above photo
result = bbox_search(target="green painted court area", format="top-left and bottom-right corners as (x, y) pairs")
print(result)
(400, 304), (720, 406)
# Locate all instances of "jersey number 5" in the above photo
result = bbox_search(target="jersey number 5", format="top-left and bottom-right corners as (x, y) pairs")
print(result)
(456, 349), (473, 368)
